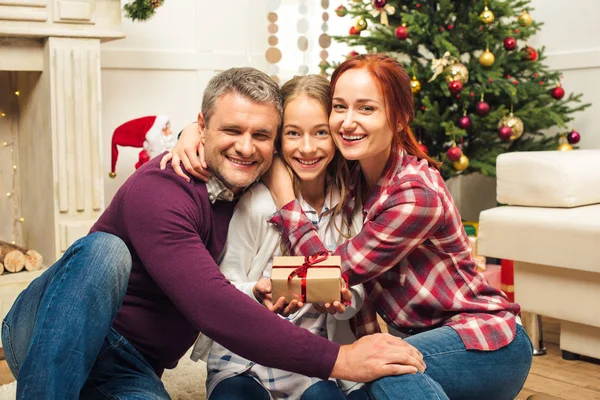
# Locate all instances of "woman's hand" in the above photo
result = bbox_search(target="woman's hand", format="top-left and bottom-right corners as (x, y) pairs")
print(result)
(256, 278), (304, 317)
(261, 156), (296, 209)
(159, 123), (211, 182)
(314, 287), (353, 315)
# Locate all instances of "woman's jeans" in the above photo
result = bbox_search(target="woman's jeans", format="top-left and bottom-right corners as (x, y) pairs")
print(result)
(1, 232), (170, 399)
(369, 324), (533, 400)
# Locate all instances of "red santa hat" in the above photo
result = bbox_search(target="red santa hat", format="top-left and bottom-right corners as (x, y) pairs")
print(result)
(109, 115), (170, 178)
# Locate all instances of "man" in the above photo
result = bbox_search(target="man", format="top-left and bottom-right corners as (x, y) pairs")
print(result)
(2, 68), (423, 399)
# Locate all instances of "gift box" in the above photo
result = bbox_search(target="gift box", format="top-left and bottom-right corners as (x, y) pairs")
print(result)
(271, 255), (343, 304)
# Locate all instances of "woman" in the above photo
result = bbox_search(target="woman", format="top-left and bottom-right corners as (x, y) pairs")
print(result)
(172, 75), (371, 400)
(169, 55), (533, 400)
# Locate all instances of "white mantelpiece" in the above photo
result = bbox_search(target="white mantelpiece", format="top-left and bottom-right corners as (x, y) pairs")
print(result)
(0, 0), (123, 264)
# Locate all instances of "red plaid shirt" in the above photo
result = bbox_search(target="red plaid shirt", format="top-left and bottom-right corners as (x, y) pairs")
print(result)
(270, 146), (520, 351)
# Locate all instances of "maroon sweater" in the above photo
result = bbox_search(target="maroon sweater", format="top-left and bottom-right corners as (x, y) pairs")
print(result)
(90, 157), (339, 377)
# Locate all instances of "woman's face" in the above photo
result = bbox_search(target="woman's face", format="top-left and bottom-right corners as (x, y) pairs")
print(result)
(329, 68), (395, 162)
(281, 96), (335, 183)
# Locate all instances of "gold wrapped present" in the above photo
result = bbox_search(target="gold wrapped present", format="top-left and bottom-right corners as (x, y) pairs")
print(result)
(271, 254), (343, 304)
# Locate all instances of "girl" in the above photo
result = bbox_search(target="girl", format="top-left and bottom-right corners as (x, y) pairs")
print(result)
(187, 75), (369, 400)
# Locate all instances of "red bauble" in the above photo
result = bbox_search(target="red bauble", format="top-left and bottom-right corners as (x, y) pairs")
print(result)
(448, 80), (463, 95)
(503, 37), (517, 51)
(457, 116), (472, 130)
(475, 101), (490, 116)
(567, 130), (581, 144)
(347, 50), (359, 59)
(349, 26), (360, 36)
(419, 143), (428, 154)
(522, 46), (538, 61)
(373, 0), (387, 9)
(395, 25), (409, 40)
(446, 146), (463, 162)
(498, 126), (513, 141)
(551, 85), (565, 100)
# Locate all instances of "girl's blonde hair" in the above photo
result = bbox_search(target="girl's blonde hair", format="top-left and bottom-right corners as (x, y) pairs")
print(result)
(278, 75), (352, 251)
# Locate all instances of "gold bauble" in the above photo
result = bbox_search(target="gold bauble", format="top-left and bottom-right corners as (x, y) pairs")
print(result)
(411, 77), (422, 94)
(444, 62), (469, 84)
(453, 155), (469, 171)
(354, 17), (367, 32)
(109, 172), (116, 178)
(557, 136), (573, 151)
(479, 6), (495, 24)
(479, 50), (495, 67)
(518, 10), (532, 27)
(497, 113), (524, 141)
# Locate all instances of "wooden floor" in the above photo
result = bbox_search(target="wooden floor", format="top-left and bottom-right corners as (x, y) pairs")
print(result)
(515, 317), (600, 400)
(0, 317), (598, 399)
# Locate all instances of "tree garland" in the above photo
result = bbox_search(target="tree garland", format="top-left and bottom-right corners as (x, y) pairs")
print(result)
(124, 0), (164, 22)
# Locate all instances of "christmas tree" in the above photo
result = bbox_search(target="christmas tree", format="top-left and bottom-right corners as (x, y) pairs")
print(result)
(328, 0), (590, 179)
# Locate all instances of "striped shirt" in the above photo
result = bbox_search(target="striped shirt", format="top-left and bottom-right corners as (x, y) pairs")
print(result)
(270, 146), (520, 351)
(205, 182), (364, 399)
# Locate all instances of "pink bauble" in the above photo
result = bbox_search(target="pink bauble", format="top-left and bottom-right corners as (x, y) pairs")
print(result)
(475, 101), (490, 116)
(503, 37), (517, 51)
(458, 116), (472, 129)
(373, 0), (387, 9)
(551, 86), (565, 100)
(498, 126), (513, 141)
(446, 146), (463, 162)
(567, 130), (581, 144)
(395, 25), (409, 40)
(448, 80), (463, 95)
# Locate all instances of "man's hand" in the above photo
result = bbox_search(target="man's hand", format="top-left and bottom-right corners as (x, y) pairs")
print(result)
(330, 333), (426, 382)
(314, 287), (353, 315)
(261, 156), (296, 209)
(159, 123), (211, 182)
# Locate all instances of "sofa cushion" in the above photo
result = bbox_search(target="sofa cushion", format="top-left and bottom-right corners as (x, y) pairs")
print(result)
(477, 204), (600, 273)
(496, 150), (600, 208)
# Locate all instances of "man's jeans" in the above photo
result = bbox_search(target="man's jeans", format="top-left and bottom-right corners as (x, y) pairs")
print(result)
(1, 232), (170, 399)
(369, 324), (533, 400)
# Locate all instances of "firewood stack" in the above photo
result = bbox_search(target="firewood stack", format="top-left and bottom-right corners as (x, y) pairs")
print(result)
(0, 241), (43, 274)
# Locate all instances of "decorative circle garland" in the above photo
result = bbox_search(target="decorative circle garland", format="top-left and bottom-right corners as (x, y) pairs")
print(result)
(266, 1), (282, 84)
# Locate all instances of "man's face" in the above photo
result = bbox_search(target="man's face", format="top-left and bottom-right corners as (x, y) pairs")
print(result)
(200, 93), (279, 193)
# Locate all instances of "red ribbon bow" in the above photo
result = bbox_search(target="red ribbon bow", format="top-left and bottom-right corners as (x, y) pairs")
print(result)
(287, 252), (350, 306)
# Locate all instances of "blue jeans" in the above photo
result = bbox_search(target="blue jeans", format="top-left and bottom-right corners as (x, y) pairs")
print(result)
(1, 232), (170, 399)
(369, 324), (533, 400)
(210, 375), (369, 400)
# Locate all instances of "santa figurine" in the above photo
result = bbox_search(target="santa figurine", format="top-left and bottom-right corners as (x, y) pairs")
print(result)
(109, 115), (175, 178)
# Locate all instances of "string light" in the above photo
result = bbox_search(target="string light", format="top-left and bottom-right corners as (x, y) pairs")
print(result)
(2, 78), (23, 244)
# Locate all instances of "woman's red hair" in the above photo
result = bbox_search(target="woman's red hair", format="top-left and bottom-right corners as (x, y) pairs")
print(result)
(329, 53), (440, 169)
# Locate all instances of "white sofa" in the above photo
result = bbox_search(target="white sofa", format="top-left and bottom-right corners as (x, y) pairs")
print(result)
(478, 150), (600, 360)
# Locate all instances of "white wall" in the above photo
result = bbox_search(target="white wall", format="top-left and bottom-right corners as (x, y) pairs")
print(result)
(528, 0), (600, 150)
(100, 0), (600, 206)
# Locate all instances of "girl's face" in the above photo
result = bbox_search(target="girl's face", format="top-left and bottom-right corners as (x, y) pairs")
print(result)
(329, 68), (395, 162)
(281, 96), (335, 183)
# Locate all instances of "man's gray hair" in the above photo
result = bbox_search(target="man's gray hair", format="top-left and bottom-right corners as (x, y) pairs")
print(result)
(202, 67), (283, 127)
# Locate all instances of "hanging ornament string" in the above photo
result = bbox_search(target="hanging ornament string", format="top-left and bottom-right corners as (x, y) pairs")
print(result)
(297, 0), (310, 76)
(319, 0), (331, 76)
(266, 1), (282, 84)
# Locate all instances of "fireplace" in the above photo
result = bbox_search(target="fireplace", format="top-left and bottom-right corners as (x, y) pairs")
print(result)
(0, 0), (123, 265)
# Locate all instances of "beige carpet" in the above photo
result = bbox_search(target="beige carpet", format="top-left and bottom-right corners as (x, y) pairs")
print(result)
(0, 350), (207, 399)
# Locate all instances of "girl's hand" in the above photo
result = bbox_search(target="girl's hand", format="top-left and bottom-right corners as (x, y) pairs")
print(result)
(261, 156), (295, 208)
(159, 123), (211, 182)
(314, 287), (353, 315)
